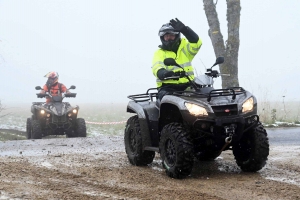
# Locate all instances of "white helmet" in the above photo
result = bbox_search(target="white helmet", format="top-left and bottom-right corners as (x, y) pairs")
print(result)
(44, 71), (59, 86)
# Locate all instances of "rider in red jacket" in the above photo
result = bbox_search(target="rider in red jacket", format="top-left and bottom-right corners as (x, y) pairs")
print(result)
(41, 72), (69, 103)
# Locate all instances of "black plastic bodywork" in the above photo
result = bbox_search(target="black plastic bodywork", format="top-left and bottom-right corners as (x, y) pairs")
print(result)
(31, 92), (79, 137)
(127, 87), (259, 152)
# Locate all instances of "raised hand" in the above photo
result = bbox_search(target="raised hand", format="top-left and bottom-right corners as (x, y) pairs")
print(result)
(169, 18), (186, 32)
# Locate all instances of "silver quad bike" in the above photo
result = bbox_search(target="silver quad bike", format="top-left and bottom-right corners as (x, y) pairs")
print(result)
(124, 57), (269, 179)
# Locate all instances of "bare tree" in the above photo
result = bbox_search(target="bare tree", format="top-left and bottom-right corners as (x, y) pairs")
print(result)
(0, 100), (4, 113)
(0, 100), (11, 118)
(203, 0), (241, 88)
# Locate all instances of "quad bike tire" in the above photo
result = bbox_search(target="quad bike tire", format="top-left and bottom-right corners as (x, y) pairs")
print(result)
(76, 118), (87, 137)
(26, 118), (32, 139)
(159, 122), (194, 179)
(31, 119), (42, 139)
(67, 118), (87, 138)
(124, 115), (155, 166)
(66, 118), (86, 138)
(233, 122), (269, 172)
(66, 129), (77, 138)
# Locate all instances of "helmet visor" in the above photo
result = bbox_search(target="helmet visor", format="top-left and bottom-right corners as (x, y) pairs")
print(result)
(159, 31), (179, 37)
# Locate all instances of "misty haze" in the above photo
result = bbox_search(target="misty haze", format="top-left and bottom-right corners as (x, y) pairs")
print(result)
(0, 1), (299, 106)
(1, 1), (300, 199)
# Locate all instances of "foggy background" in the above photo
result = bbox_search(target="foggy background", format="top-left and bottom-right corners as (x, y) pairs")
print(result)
(0, 0), (299, 106)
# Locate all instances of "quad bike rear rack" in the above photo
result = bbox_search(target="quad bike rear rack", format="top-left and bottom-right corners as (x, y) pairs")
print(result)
(128, 88), (158, 102)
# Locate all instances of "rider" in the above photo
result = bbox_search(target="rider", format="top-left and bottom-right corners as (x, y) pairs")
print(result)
(152, 18), (202, 101)
(40, 71), (69, 103)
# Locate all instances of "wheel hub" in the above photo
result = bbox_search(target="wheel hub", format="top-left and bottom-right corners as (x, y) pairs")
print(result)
(165, 139), (176, 166)
(129, 130), (137, 152)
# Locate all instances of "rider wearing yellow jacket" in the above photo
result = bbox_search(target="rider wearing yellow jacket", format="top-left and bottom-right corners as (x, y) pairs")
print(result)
(152, 18), (202, 100)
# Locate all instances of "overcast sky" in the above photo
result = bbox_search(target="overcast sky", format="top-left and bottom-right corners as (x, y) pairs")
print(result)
(0, 0), (299, 105)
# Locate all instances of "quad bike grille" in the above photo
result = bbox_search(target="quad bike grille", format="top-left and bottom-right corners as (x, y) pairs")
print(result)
(52, 115), (67, 123)
(211, 104), (238, 117)
(48, 121), (72, 130)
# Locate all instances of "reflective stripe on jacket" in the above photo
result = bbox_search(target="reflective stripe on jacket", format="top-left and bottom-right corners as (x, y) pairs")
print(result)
(152, 38), (202, 87)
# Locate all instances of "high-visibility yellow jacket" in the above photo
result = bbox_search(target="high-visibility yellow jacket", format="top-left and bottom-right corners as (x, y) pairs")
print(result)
(152, 38), (202, 88)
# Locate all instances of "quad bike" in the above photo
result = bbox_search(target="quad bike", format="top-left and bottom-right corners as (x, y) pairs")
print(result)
(26, 85), (87, 139)
(124, 57), (269, 179)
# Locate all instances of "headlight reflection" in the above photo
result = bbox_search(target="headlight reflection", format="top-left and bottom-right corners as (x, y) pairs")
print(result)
(242, 97), (254, 112)
(185, 102), (208, 116)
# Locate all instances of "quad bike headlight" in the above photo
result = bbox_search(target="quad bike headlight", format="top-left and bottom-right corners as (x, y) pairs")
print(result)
(185, 102), (208, 116)
(40, 110), (45, 114)
(72, 109), (77, 114)
(242, 97), (254, 112)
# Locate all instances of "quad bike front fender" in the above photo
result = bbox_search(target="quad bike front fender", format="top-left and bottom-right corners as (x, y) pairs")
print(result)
(127, 101), (160, 149)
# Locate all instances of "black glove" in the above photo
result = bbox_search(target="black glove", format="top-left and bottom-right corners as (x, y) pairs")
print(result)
(164, 70), (175, 78)
(174, 71), (186, 78)
(170, 18), (186, 32)
(157, 68), (175, 80)
(211, 70), (219, 78)
(205, 70), (219, 78)
(170, 18), (199, 43)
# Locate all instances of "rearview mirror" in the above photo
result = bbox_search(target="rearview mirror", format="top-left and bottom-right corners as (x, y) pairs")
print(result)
(69, 85), (76, 90)
(35, 86), (42, 90)
(163, 58), (182, 69)
(216, 57), (224, 64)
(164, 58), (177, 66)
(212, 56), (224, 67)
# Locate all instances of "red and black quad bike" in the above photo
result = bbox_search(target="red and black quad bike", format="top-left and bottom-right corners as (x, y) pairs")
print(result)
(26, 85), (86, 139)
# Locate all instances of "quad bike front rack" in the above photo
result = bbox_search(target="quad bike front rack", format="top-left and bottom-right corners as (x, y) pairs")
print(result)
(207, 87), (246, 102)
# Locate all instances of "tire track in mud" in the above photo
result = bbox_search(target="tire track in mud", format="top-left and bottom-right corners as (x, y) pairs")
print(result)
(0, 155), (223, 200)
(1, 136), (300, 199)
(1, 152), (300, 200)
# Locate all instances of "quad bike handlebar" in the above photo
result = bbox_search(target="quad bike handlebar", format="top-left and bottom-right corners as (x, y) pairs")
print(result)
(36, 93), (77, 98)
(163, 58), (197, 89)
(36, 93), (49, 98)
(164, 57), (225, 81)
(163, 57), (226, 89)
(35, 85), (77, 98)
(205, 69), (230, 78)
(64, 93), (76, 98)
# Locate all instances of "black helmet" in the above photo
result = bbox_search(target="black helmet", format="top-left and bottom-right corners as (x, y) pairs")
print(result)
(158, 23), (181, 51)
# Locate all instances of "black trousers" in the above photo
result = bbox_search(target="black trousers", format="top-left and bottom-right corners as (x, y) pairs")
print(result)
(157, 83), (191, 101)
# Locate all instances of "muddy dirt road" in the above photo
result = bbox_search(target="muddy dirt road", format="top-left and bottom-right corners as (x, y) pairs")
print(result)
(1, 130), (300, 199)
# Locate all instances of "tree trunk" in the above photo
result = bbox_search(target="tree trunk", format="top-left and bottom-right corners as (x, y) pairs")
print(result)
(203, 0), (241, 88)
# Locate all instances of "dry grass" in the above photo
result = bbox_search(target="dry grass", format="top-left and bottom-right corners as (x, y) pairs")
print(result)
(258, 101), (300, 124)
